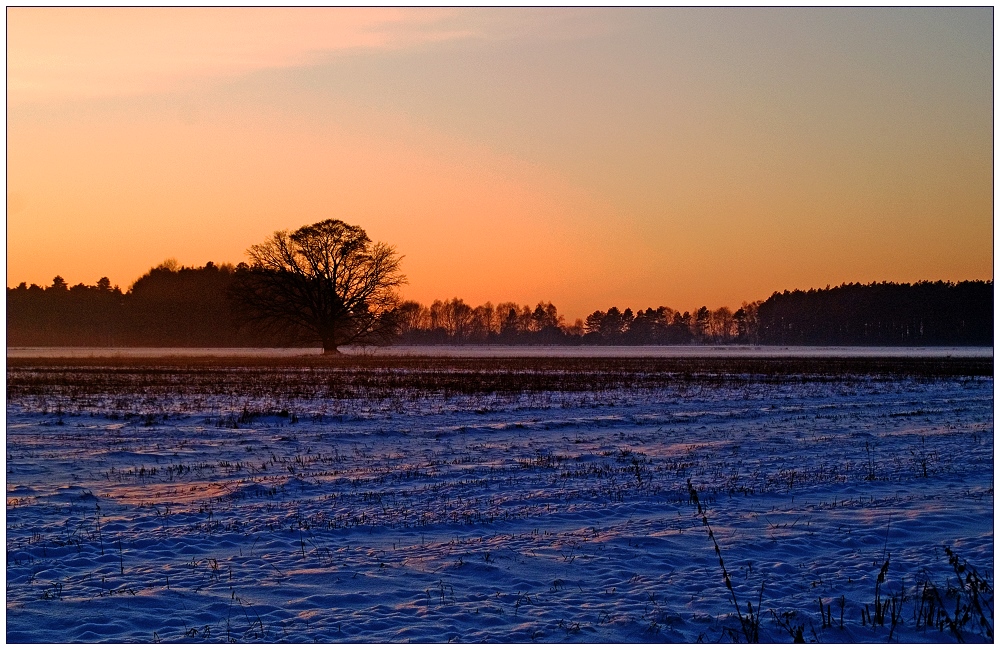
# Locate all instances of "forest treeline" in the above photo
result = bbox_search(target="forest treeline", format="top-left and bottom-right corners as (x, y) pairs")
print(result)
(7, 261), (993, 347)
(396, 300), (758, 345)
(7, 262), (278, 347)
(756, 281), (993, 346)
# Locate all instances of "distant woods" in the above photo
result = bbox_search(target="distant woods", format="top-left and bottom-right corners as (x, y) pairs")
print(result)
(396, 282), (991, 345)
(7, 261), (277, 347)
(396, 300), (759, 345)
(756, 281), (993, 346)
(7, 263), (993, 347)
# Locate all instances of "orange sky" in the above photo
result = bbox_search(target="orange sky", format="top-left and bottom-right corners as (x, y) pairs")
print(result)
(7, 7), (993, 321)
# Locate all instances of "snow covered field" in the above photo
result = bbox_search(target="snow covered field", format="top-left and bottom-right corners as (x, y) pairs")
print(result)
(6, 357), (993, 642)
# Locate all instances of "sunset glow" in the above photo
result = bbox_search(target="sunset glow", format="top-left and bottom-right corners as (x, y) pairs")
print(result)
(7, 7), (992, 320)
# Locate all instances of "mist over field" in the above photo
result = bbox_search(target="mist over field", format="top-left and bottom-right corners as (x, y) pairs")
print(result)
(6, 345), (995, 359)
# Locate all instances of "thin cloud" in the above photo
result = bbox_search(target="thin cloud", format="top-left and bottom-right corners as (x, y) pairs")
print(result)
(8, 7), (484, 103)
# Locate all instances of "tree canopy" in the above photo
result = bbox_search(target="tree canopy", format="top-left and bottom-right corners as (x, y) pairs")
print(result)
(229, 219), (406, 354)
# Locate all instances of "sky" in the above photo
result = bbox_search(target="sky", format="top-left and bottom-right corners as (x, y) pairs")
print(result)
(7, 7), (993, 321)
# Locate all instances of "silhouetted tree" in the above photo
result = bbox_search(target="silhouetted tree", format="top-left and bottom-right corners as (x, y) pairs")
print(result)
(694, 306), (711, 341)
(442, 298), (474, 340)
(601, 307), (629, 342)
(584, 310), (605, 337)
(627, 307), (663, 344)
(396, 300), (428, 334)
(498, 303), (522, 341)
(708, 306), (735, 343)
(733, 301), (760, 343)
(667, 311), (694, 344)
(469, 303), (494, 342)
(230, 219), (405, 354)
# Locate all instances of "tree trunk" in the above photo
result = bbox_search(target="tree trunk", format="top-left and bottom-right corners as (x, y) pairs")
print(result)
(322, 343), (341, 355)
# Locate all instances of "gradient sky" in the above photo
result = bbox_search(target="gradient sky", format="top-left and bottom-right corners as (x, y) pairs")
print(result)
(7, 7), (993, 320)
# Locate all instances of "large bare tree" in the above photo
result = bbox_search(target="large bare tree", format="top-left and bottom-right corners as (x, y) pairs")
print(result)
(230, 219), (405, 354)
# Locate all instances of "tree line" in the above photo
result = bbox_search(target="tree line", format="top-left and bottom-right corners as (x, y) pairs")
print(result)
(395, 300), (761, 345)
(8, 265), (990, 348)
(8, 261), (277, 347)
(755, 281), (992, 346)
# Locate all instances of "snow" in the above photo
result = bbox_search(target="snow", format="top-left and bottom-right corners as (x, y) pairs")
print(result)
(5, 361), (994, 642)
